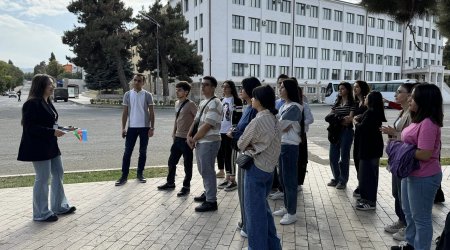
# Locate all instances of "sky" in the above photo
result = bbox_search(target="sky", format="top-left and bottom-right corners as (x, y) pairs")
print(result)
(0, 0), (359, 71)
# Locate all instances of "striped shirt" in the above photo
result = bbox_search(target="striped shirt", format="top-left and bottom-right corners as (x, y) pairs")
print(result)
(196, 97), (223, 143)
(237, 110), (281, 173)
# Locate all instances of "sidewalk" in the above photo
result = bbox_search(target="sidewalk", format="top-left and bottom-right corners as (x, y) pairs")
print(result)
(0, 162), (448, 249)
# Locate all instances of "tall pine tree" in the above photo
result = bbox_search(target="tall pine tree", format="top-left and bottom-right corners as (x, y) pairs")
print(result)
(62, 0), (134, 92)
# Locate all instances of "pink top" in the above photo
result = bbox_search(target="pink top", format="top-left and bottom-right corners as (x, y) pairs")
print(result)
(401, 118), (441, 177)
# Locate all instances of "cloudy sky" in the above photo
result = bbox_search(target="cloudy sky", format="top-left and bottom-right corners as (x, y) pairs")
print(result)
(0, 0), (359, 70)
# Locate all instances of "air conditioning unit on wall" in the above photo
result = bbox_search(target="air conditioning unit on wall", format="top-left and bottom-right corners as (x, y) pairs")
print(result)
(261, 21), (267, 26)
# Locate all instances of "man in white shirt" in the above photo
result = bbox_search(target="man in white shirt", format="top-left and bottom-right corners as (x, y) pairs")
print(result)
(116, 74), (155, 186)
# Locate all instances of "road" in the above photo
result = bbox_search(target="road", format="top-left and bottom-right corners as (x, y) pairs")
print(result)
(0, 88), (449, 176)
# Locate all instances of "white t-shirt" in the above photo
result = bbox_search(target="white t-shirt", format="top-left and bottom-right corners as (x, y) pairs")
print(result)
(220, 97), (234, 134)
(129, 90), (147, 128)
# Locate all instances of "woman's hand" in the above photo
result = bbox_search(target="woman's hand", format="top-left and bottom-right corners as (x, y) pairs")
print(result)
(54, 129), (66, 137)
(380, 125), (396, 136)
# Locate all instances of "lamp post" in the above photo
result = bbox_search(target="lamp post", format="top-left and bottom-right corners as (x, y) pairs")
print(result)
(140, 12), (161, 97)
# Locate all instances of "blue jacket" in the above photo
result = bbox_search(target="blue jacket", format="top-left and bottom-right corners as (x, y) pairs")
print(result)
(386, 140), (420, 178)
(232, 105), (258, 150)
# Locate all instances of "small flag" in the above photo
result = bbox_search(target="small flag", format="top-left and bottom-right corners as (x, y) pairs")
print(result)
(73, 129), (87, 142)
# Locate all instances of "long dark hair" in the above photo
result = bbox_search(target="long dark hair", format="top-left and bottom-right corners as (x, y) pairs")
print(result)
(354, 80), (370, 99)
(242, 77), (261, 98)
(29, 74), (53, 101)
(336, 81), (354, 106)
(223, 80), (239, 100)
(366, 91), (387, 122)
(410, 83), (443, 127)
(252, 85), (278, 115)
(281, 79), (300, 103)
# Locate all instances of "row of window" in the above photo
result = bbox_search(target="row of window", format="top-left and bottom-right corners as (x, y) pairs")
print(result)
(409, 41), (442, 54)
(410, 26), (441, 39)
(231, 63), (401, 82)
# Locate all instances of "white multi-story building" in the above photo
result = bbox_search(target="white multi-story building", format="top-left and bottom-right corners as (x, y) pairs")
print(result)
(169, 0), (446, 82)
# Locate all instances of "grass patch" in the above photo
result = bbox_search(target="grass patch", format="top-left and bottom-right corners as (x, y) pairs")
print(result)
(380, 158), (450, 166)
(0, 168), (167, 189)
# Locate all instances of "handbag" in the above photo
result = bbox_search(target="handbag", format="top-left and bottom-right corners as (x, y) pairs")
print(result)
(236, 153), (253, 169)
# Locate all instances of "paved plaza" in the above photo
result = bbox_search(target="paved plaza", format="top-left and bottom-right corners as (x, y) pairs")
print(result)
(0, 160), (448, 250)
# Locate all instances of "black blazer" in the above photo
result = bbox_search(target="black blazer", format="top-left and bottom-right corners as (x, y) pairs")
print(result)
(17, 98), (61, 161)
(355, 110), (384, 160)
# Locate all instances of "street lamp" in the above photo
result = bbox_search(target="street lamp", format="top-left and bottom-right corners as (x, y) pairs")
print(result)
(140, 12), (161, 96)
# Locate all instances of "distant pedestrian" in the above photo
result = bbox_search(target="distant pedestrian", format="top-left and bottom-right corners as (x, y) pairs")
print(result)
(17, 89), (22, 102)
(187, 76), (222, 212)
(17, 74), (76, 222)
(157, 82), (197, 197)
(115, 74), (155, 186)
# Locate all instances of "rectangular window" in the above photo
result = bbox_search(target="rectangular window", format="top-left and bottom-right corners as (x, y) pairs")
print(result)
(354, 70), (362, 80)
(376, 54), (383, 65)
(367, 53), (374, 64)
(249, 41), (260, 55)
(266, 20), (277, 34)
(366, 71), (373, 81)
(357, 14), (364, 26)
(266, 43), (277, 56)
(232, 15), (245, 30)
(347, 13), (355, 24)
(394, 73), (400, 80)
(387, 38), (394, 48)
(233, 0), (245, 5)
(386, 55), (393, 65)
(310, 5), (318, 18)
(200, 14), (203, 28)
(295, 24), (305, 37)
(368, 35), (374, 46)
(295, 46), (305, 58)
(377, 18), (384, 29)
(425, 28), (429, 37)
(331, 69), (340, 80)
(346, 32), (354, 43)
(377, 37), (384, 47)
(344, 70), (352, 80)
(232, 39), (245, 53)
(195, 0), (197, 6)
(368, 17), (375, 27)
(200, 38), (203, 52)
(249, 64), (260, 77)
(334, 10), (343, 22)
(431, 44), (436, 53)
(185, 21), (189, 34)
(356, 33), (364, 44)
(280, 0), (291, 13)
(333, 30), (342, 42)
(432, 29), (436, 38)
(322, 28), (331, 40)
(323, 8), (331, 20)
(333, 50), (341, 61)
(396, 39), (402, 49)
(424, 43), (429, 52)
(184, 0), (189, 12)
(249, 17), (260, 32)
(394, 56), (401, 66)
(280, 22), (291, 35)
(418, 26), (423, 36)
(296, 3), (306, 16)
(388, 21), (394, 31)
(280, 44), (290, 57)
(279, 66), (290, 75)
(194, 16), (198, 30)
(294, 67), (304, 79)
(397, 22), (402, 32)
(250, 0), (261, 8)
(232, 63), (245, 76)
(345, 51), (353, 62)
(307, 67), (317, 79)
(375, 72), (382, 81)
(424, 59), (428, 66)
(265, 65), (276, 78)
(320, 68), (329, 80)
(308, 26), (318, 39)
(308, 47), (317, 59)
(267, 0), (277, 11)
(321, 48), (330, 60)
(356, 52), (363, 63)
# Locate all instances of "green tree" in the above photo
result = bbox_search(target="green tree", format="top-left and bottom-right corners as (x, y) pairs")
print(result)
(436, 0), (450, 38)
(62, 0), (134, 92)
(0, 60), (24, 92)
(47, 53), (64, 78)
(136, 0), (203, 102)
(34, 61), (47, 75)
(49, 52), (56, 62)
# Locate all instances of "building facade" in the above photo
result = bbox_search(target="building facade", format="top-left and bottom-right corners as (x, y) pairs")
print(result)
(169, 0), (445, 85)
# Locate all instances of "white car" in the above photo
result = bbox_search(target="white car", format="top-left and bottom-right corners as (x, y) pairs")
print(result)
(8, 91), (17, 98)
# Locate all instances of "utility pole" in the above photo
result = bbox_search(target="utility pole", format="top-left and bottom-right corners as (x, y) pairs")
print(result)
(140, 12), (161, 97)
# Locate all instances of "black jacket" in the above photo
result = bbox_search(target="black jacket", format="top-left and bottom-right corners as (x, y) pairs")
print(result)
(17, 98), (61, 161)
(355, 110), (384, 159)
(325, 113), (343, 144)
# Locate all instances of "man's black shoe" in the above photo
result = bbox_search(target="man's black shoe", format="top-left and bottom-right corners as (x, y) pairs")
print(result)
(194, 192), (206, 202)
(137, 175), (147, 183)
(195, 201), (218, 212)
(42, 214), (58, 222)
(391, 242), (414, 250)
(115, 177), (127, 186)
(177, 187), (190, 197)
(157, 183), (175, 190)
(60, 206), (76, 215)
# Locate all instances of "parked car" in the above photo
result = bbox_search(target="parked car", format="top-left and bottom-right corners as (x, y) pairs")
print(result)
(8, 91), (17, 98)
(53, 88), (68, 102)
(1, 91), (8, 96)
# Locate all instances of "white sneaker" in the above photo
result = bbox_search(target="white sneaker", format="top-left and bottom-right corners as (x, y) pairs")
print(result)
(269, 191), (284, 200)
(280, 213), (297, 225)
(393, 227), (406, 241)
(384, 220), (405, 234)
(240, 229), (248, 238)
(272, 207), (288, 216)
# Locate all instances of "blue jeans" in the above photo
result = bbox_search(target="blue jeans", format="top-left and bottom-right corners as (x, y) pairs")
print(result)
(279, 144), (299, 214)
(402, 172), (442, 250)
(196, 141), (221, 202)
(167, 137), (193, 188)
(32, 155), (71, 220)
(121, 127), (150, 178)
(329, 127), (353, 185)
(244, 164), (281, 250)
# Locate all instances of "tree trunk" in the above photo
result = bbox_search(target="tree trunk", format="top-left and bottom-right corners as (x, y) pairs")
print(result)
(115, 51), (129, 92)
(161, 57), (169, 104)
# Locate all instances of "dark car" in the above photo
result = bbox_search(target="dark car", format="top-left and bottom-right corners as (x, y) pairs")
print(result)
(53, 88), (68, 102)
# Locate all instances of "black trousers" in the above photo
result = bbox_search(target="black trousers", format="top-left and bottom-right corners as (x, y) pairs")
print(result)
(217, 134), (235, 175)
(167, 137), (193, 188)
(297, 136), (308, 185)
(358, 158), (380, 204)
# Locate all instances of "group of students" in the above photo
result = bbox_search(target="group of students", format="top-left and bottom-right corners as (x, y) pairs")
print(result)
(326, 80), (444, 250)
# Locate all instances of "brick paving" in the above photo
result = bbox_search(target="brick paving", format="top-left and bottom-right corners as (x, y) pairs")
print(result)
(0, 162), (448, 250)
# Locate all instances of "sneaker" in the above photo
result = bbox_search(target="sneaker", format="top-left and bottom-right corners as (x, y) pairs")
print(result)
(216, 171), (225, 178)
(391, 241), (414, 250)
(59, 206), (76, 215)
(177, 187), (190, 197)
(269, 191), (284, 200)
(335, 183), (346, 189)
(195, 201), (218, 212)
(137, 174), (147, 183)
(217, 180), (229, 189)
(384, 220), (405, 234)
(355, 201), (376, 211)
(393, 227), (406, 241)
(272, 207), (288, 216)
(115, 177), (127, 186)
(280, 213), (297, 225)
(224, 182), (237, 192)
(236, 221), (243, 230)
(240, 230), (248, 238)
(353, 188), (361, 198)
(157, 183), (175, 190)
(327, 180), (338, 187)
(194, 192), (206, 202)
